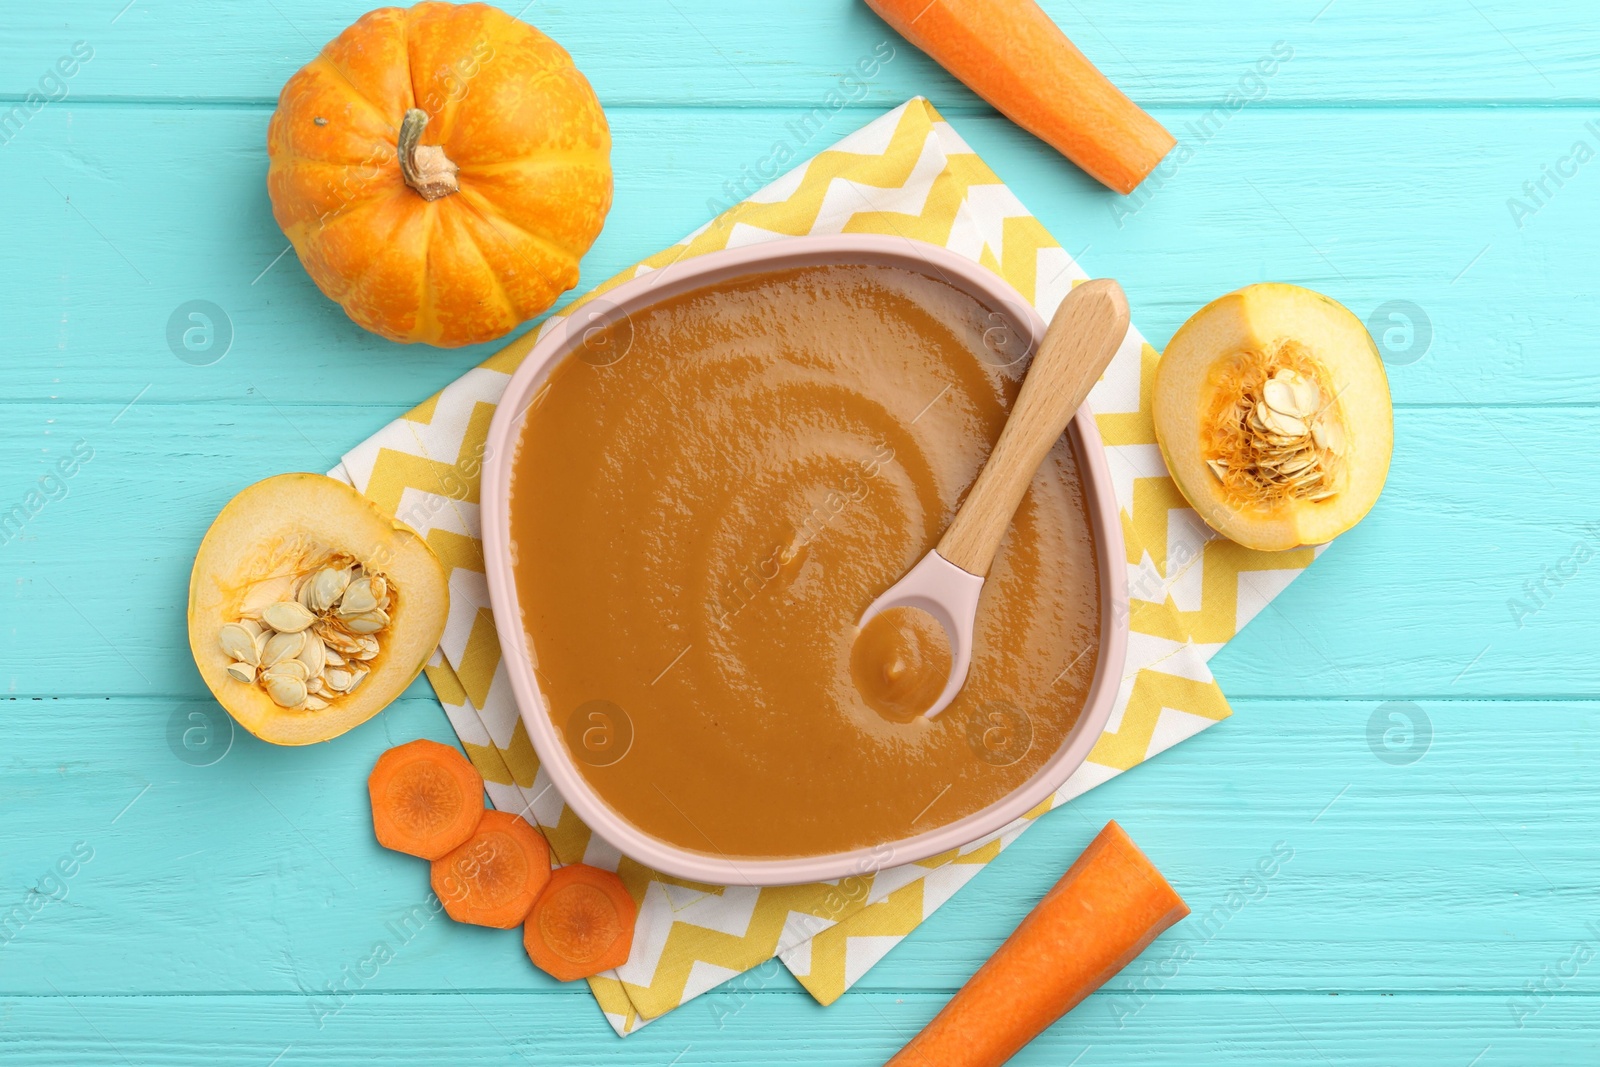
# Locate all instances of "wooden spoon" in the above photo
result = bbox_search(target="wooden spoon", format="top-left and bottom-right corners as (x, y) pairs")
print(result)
(856, 278), (1131, 718)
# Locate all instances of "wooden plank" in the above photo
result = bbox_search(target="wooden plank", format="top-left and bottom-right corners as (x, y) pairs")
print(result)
(0, 402), (1590, 697)
(3, 104), (1598, 408)
(3, 0), (1598, 106)
(1, 696), (1595, 998)
(2, 5), (1595, 1061)
(848, 697), (1600, 993)
(0, 991), (1592, 1064)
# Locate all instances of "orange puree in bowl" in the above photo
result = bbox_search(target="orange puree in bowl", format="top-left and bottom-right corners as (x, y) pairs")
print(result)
(851, 607), (953, 723)
(509, 265), (1100, 859)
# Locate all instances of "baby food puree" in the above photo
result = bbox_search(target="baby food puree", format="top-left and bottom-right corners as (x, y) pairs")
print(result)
(510, 264), (1100, 858)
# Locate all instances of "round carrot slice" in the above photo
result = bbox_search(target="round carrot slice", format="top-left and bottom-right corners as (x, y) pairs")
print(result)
(431, 810), (551, 928)
(523, 864), (637, 981)
(369, 739), (484, 860)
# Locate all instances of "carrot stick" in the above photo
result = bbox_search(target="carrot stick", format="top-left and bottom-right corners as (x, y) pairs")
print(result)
(368, 739), (485, 860)
(864, 0), (1175, 194)
(523, 864), (638, 982)
(886, 821), (1188, 1066)
(431, 809), (552, 928)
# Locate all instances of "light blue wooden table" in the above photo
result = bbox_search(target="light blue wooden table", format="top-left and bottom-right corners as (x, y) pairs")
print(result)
(3, 1), (1597, 1062)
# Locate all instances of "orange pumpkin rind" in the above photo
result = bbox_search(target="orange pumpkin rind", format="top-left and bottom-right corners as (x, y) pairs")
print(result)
(266, 2), (612, 347)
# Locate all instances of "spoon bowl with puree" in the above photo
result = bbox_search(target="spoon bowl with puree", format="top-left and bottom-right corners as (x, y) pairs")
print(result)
(852, 278), (1131, 720)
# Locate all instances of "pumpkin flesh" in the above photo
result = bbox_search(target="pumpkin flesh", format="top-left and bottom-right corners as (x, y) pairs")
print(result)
(1153, 284), (1393, 551)
(187, 474), (450, 745)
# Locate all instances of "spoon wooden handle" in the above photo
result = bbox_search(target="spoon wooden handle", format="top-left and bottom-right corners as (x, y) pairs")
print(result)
(936, 279), (1131, 576)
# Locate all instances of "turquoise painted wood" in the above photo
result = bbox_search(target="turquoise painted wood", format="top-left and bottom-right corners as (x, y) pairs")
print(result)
(3, 1), (1598, 1062)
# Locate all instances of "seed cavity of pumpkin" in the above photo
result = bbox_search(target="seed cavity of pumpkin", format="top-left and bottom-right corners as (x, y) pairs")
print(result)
(220, 558), (386, 711)
(1204, 354), (1347, 505)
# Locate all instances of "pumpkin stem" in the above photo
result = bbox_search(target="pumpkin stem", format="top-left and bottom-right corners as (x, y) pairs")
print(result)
(397, 108), (460, 202)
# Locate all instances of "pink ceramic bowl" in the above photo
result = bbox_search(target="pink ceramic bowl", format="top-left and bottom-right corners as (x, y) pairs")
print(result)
(481, 234), (1129, 886)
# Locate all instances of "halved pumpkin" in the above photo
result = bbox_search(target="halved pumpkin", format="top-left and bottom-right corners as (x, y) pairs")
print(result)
(187, 473), (449, 745)
(1153, 283), (1392, 551)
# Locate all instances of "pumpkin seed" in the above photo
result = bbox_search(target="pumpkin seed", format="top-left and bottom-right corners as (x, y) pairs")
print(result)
(303, 696), (330, 711)
(325, 667), (354, 693)
(323, 647), (346, 668)
(262, 630), (306, 666)
(307, 567), (351, 613)
(1284, 469), (1324, 491)
(1262, 379), (1303, 418)
(266, 674), (308, 708)
(263, 600), (316, 633)
(1255, 403), (1308, 438)
(337, 578), (379, 617)
(1206, 459), (1229, 481)
(238, 619), (265, 640)
(354, 637), (379, 660)
(347, 667), (369, 693)
(264, 658), (308, 682)
(1277, 454), (1316, 476)
(1311, 416), (1346, 455)
(343, 608), (389, 635)
(317, 625), (362, 655)
(297, 633), (327, 678)
(1287, 375), (1321, 415)
(219, 623), (261, 666)
(225, 661), (257, 684)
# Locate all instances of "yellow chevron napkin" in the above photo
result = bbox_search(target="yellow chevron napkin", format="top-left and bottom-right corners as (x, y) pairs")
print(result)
(329, 98), (1315, 1035)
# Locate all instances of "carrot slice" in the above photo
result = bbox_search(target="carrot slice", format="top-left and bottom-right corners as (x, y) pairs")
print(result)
(887, 820), (1188, 1066)
(865, 0), (1175, 194)
(368, 739), (485, 860)
(522, 864), (637, 982)
(430, 809), (551, 928)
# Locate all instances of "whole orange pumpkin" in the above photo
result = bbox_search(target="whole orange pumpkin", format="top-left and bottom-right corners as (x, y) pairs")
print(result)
(267, 2), (612, 347)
